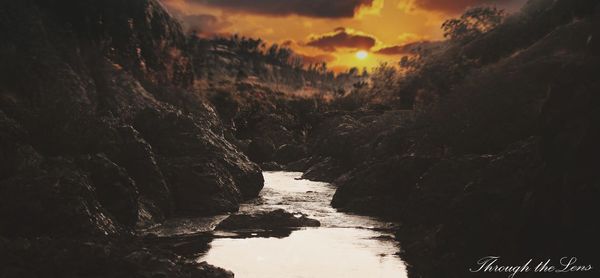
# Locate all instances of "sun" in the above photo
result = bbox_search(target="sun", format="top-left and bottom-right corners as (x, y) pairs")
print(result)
(356, 50), (369, 60)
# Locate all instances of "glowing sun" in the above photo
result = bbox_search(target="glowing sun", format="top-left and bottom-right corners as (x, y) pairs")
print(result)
(356, 50), (369, 60)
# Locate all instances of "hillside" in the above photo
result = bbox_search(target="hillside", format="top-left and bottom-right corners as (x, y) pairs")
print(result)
(1, 0), (599, 277)
(315, 0), (600, 276)
(0, 0), (260, 276)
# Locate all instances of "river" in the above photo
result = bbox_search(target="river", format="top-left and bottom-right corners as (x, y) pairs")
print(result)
(149, 171), (408, 278)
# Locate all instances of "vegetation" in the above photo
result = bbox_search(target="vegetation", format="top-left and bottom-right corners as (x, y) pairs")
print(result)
(183, 5), (508, 111)
(187, 34), (365, 96)
(442, 6), (506, 43)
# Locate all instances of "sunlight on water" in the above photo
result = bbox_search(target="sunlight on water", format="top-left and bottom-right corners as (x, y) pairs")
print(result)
(202, 228), (407, 278)
(197, 172), (408, 278)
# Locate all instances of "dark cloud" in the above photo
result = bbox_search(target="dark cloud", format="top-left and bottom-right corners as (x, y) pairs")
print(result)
(159, 0), (231, 35)
(307, 29), (377, 52)
(159, 2), (231, 35)
(375, 45), (410, 55)
(413, 0), (525, 14)
(180, 14), (231, 34)
(375, 41), (445, 55)
(189, 0), (375, 18)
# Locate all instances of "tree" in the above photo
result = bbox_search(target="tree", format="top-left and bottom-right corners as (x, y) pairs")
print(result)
(370, 62), (398, 98)
(276, 47), (292, 65)
(442, 6), (506, 43)
(348, 67), (359, 77)
(361, 67), (369, 78)
(267, 44), (279, 62)
(399, 55), (422, 73)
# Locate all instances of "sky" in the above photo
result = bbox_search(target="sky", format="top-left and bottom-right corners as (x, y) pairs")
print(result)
(159, 0), (526, 72)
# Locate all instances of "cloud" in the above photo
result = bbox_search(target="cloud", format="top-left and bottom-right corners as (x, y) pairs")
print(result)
(307, 28), (377, 52)
(159, 1), (231, 34)
(400, 0), (526, 14)
(184, 0), (375, 18)
(375, 40), (445, 55)
(397, 33), (430, 44)
(180, 14), (232, 34)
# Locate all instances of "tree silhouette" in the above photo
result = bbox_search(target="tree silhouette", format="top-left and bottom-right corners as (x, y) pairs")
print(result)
(442, 7), (505, 43)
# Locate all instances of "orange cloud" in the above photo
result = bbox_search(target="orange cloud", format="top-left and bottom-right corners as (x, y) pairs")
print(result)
(158, 0), (528, 71)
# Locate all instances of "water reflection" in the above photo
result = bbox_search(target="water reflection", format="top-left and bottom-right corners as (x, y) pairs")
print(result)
(202, 228), (406, 278)
(198, 172), (408, 278)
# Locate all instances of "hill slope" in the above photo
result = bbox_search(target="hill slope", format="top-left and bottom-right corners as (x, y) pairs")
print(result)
(322, 0), (600, 276)
(0, 0), (262, 276)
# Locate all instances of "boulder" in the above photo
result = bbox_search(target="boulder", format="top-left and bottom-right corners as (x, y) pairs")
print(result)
(113, 126), (172, 222)
(260, 161), (284, 171)
(331, 155), (435, 216)
(301, 157), (347, 183)
(134, 108), (264, 214)
(160, 157), (241, 215)
(285, 156), (321, 172)
(274, 144), (307, 164)
(92, 124), (173, 223)
(216, 209), (320, 230)
(79, 154), (140, 227)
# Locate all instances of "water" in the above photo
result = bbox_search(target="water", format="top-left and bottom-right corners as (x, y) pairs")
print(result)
(198, 172), (408, 278)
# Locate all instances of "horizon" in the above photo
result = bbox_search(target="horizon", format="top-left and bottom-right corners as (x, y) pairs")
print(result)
(160, 0), (527, 72)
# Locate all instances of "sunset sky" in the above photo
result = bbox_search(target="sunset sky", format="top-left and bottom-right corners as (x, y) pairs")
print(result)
(160, 0), (526, 72)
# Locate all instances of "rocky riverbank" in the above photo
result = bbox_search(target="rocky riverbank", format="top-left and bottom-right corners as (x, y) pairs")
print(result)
(0, 0), (262, 276)
(2, 0), (599, 277)
(301, 1), (600, 277)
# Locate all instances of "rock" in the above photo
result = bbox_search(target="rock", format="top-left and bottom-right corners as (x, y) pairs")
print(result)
(399, 154), (493, 225)
(134, 108), (264, 214)
(196, 262), (235, 278)
(260, 161), (284, 171)
(0, 111), (43, 179)
(79, 154), (140, 227)
(160, 157), (241, 215)
(331, 155), (435, 216)
(251, 115), (297, 148)
(0, 159), (120, 238)
(274, 144), (307, 164)
(247, 138), (275, 163)
(301, 157), (347, 183)
(285, 156), (321, 172)
(0, 1), (253, 277)
(0, 236), (234, 278)
(216, 209), (320, 230)
(113, 126), (172, 222)
(70, 121), (172, 225)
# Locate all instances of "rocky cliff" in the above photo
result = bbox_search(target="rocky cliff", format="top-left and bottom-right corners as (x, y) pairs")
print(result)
(309, 0), (600, 276)
(0, 0), (262, 276)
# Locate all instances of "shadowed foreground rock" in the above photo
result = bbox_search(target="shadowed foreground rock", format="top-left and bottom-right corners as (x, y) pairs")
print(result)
(134, 107), (264, 215)
(0, 236), (233, 278)
(0, 0), (262, 276)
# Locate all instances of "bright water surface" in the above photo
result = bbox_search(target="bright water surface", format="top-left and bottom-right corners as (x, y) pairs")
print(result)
(197, 171), (408, 278)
